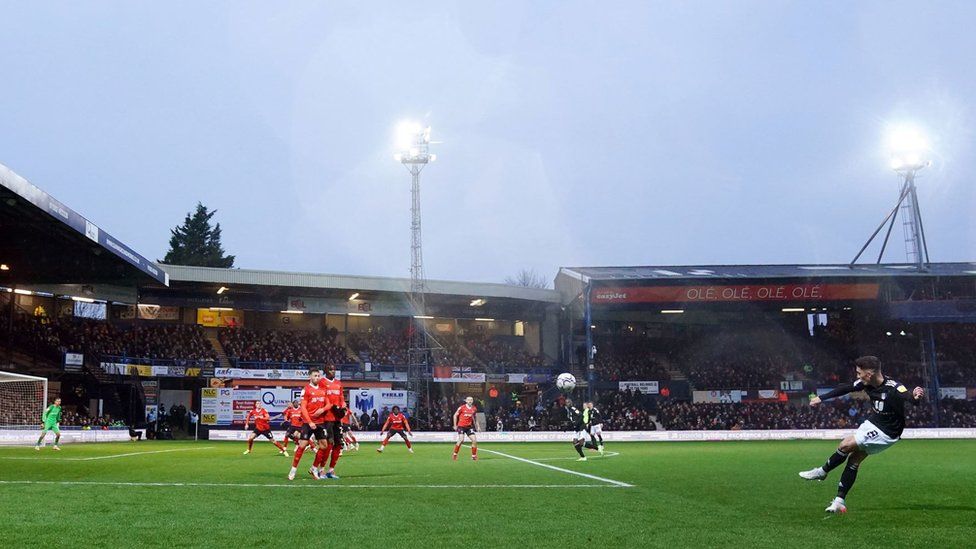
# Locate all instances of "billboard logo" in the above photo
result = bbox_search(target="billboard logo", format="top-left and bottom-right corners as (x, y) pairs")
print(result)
(355, 392), (374, 413)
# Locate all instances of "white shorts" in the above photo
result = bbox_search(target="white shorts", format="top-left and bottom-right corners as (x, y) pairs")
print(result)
(589, 424), (603, 436)
(854, 420), (899, 455)
(573, 430), (587, 441)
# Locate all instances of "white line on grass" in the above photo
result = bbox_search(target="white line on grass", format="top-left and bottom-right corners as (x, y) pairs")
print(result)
(0, 447), (214, 461)
(474, 447), (634, 487)
(530, 451), (620, 462)
(0, 480), (623, 489)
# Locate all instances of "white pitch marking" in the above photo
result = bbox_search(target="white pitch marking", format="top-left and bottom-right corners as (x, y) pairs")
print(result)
(0, 480), (621, 489)
(0, 447), (214, 461)
(530, 451), (620, 462)
(474, 446), (634, 487)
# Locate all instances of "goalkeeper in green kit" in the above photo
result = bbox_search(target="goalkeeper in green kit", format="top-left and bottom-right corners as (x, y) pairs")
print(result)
(35, 397), (63, 451)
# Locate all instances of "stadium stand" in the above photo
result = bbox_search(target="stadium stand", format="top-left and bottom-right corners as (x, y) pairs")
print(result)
(218, 327), (346, 366)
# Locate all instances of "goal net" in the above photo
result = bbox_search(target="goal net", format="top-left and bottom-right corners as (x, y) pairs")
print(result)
(0, 372), (48, 429)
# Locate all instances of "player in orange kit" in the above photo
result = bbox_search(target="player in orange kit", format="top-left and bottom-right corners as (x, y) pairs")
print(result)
(452, 396), (478, 461)
(309, 363), (347, 479)
(280, 399), (303, 452)
(243, 401), (287, 456)
(341, 402), (360, 451)
(288, 368), (329, 480)
(377, 405), (414, 454)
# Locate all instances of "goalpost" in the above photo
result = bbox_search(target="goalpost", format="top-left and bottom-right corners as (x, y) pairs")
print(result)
(0, 371), (48, 429)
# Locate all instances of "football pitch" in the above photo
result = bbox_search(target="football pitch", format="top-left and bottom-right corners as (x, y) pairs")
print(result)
(1, 440), (973, 548)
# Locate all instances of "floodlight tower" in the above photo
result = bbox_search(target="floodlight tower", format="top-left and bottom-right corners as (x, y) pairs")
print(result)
(850, 123), (942, 425)
(850, 124), (931, 271)
(394, 122), (437, 391)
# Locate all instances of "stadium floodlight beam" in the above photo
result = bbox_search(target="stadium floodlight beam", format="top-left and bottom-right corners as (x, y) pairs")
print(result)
(850, 123), (932, 272)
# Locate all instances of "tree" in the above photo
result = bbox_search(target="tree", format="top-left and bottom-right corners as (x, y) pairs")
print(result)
(505, 268), (549, 289)
(161, 203), (235, 268)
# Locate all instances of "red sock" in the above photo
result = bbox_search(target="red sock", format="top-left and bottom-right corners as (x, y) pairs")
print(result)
(348, 433), (357, 444)
(274, 441), (285, 451)
(472, 446), (477, 457)
(282, 438), (289, 450)
(405, 439), (412, 449)
(382, 439), (388, 447)
(292, 445), (305, 467)
(313, 448), (327, 468)
(453, 443), (461, 455)
(247, 439), (254, 451)
(329, 444), (342, 468)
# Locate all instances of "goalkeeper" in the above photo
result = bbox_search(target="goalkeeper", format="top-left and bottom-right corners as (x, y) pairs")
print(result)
(35, 397), (63, 451)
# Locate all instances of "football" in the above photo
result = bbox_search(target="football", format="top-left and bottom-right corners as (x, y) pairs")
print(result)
(555, 372), (576, 391)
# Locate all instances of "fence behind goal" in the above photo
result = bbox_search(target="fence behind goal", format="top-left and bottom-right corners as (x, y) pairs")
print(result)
(0, 372), (47, 429)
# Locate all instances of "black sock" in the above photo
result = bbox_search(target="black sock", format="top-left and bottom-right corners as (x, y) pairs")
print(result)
(574, 442), (585, 457)
(584, 441), (598, 450)
(596, 434), (603, 444)
(837, 460), (859, 499)
(822, 449), (849, 473)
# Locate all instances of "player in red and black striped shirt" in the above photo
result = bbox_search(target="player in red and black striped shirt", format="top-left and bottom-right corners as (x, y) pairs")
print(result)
(377, 406), (413, 454)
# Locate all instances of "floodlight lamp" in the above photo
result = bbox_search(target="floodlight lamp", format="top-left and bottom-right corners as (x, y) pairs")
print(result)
(395, 120), (424, 151)
(885, 123), (930, 172)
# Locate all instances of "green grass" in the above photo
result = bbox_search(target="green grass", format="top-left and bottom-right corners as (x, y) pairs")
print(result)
(1, 439), (974, 548)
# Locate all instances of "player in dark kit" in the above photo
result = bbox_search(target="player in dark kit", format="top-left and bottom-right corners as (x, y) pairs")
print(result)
(566, 399), (599, 461)
(799, 356), (924, 513)
(583, 401), (605, 456)
(377, 406), (414, 453)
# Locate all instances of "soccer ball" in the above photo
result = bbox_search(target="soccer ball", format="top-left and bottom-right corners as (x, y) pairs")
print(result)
(556, 373), (576, 392)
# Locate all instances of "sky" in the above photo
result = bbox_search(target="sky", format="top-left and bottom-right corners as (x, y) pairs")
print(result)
(1, 1), (974, 285)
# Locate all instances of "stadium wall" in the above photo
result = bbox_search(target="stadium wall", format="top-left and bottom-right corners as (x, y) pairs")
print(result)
(0, 429), (131, 446)
(207, 428), (976, 442)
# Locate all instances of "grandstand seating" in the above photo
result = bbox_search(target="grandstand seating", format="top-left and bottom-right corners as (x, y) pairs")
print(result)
(218, 327), (346, 365)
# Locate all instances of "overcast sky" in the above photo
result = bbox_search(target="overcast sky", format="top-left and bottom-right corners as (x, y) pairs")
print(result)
(2, 1), (974, 285)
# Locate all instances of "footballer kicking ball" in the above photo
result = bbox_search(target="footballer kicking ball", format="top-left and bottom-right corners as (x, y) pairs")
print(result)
(556, 373), (576, 392)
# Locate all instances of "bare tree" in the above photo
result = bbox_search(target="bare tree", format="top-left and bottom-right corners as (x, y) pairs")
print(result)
(505, 269), (549, 289)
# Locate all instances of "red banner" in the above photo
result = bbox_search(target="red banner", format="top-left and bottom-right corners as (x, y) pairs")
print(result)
(591, 283), (880, 304)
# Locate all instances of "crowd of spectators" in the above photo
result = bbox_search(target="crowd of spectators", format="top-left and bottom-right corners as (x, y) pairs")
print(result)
(593, 336), (670, 381)
(657, 398), (976, 430)
(59, 411), (125, 429)
(11, 314), (217, 363)
(348, 332), (409, 366)
(0, 398), (43, 426)
(349, 330), (548, 371)
(218, 328), (347, 365)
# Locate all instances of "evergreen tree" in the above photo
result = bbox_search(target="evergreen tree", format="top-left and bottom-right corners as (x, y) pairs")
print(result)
(162, 203), (235, 268)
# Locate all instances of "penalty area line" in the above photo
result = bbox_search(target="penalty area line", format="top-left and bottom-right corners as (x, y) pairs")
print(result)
(0, 447), (214, 461)
(474, 446), (634, 487)
(0, 480), (622, 489)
